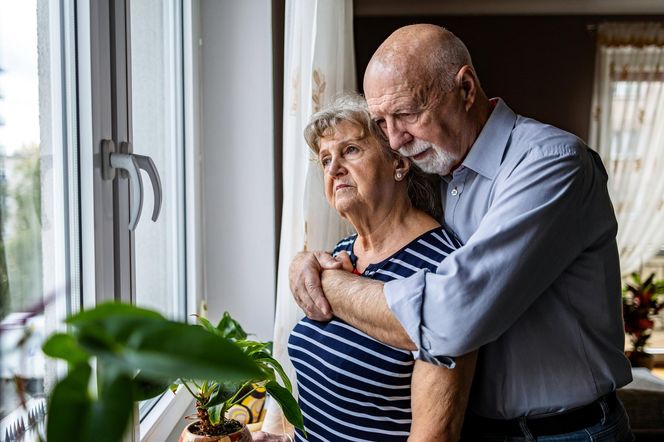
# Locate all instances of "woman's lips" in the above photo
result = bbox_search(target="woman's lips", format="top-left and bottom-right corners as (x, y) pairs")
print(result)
(335, 184), (352, 191)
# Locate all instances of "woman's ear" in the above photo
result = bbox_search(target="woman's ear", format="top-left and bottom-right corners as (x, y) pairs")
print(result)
(394, 156), (411, 181)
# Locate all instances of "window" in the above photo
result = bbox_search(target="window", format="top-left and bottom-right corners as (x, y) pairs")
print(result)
(0, 0), (78, 437)
(1, 0), (196, 439)
(637, 252), (664, 351)
(130, 0), (186, 321)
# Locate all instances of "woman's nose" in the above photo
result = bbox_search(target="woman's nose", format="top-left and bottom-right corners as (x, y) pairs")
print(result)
(327, 157), (346, 176)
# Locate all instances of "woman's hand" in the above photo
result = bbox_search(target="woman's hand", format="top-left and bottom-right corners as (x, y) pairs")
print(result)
(334, 251), (355, 272)
(252, 431), (292, 442)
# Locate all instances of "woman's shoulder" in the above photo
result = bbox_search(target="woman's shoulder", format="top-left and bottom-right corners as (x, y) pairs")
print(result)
(421, 225), (463, 251)
(388, 225), (461, 263)
(332, 233), (357, 256)
(363, 226), (461, 281)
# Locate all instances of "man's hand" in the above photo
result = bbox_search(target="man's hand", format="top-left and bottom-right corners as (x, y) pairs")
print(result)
(289, 251), (341, 321)
(334, 250), (355, 272)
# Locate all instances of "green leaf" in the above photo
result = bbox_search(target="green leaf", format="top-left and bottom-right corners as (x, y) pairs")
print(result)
(67, 302), (165, 326)
(121, 321), (262, 382)
(236, 340), (270, 356)
(42, 333), (89, 366)
(205, 381), (243, 408)
(131, 370), (174, 401)
(46, 364), (92, 442)
(76, 324), (120, 354)
(265, 380), (304, 432)
(216, 312), (248, 340)
(195, 315), (222, 337)
(208, 403), (223, 426)
(68, 302), (165, 344)
(84, 370), (134, 442)
(256, 356), (292, 392)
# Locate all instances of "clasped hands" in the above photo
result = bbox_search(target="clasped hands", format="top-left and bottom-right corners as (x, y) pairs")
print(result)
(288, 250), (354, 321)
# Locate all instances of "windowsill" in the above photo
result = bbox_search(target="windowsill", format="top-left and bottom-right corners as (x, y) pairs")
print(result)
(139, 387), (194, 442)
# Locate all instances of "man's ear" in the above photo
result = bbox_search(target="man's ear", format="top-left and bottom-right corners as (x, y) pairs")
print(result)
(456, 65), (478, 112)
(394, 155), (411, 181)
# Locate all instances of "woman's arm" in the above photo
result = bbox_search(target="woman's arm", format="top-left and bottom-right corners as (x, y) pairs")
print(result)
(409, 350), (478, 442)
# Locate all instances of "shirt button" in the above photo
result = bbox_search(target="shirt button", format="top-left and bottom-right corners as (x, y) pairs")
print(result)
(451, 187), (458, 196)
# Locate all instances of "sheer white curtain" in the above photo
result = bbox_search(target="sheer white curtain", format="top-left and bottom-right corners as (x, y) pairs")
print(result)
(263, 0), (356, 433)
(589, 22), (664, 275)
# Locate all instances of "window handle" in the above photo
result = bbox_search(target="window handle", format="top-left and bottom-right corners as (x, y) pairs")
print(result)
(109, 150), (144, 231)
(101, 139), (162, 230)
(132, 152), (162, 222)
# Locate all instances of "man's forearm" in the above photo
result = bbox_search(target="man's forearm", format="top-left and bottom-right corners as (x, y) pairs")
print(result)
(321, 269), (416, 350)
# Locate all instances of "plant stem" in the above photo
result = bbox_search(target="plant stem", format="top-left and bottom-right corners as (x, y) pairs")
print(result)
(233, 386), (258, 407)
(182, 380), (202, 402)
(227, 381), (254, 406)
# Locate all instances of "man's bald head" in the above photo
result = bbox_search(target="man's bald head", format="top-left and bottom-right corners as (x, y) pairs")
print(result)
(362, 24), (491, 176)
(365, 24), (475, 100)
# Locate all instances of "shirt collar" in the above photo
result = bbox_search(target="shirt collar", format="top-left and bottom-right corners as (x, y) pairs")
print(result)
(458, 98), (517, 180)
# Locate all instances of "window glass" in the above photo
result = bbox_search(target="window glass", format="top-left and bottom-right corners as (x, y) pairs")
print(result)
(0, 0), (77, 435)
(611, 80), (664, 355)
(130, 0), (185, 322)
(636, 253), (664, 350)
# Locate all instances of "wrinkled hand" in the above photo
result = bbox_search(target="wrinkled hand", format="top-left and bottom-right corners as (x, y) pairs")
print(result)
(252, 431), (291, 442)
(289, 251), (341, 321)
(334, 251), (354, 273)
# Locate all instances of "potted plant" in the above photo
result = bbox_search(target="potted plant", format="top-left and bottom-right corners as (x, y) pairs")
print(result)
(622, 272), (664, 369)
(177, 313), (301, 441)
(41, 302), (303, 442)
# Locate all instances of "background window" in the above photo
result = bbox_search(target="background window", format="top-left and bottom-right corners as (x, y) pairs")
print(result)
(0, 0), (78, 436)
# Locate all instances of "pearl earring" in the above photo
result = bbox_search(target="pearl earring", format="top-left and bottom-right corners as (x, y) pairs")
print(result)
(396, 172), (403, 180)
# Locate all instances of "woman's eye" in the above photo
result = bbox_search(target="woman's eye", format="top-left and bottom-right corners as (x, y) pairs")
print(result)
(345, 145), (359, 154)
(320, 157), (331, 167)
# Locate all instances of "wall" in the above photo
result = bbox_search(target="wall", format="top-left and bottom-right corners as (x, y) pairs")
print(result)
(354, 15), (664, 142)
(200, 0), (275, 340)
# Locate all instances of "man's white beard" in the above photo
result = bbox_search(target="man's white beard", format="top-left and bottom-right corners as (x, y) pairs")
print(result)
(399, 139), (457, 175)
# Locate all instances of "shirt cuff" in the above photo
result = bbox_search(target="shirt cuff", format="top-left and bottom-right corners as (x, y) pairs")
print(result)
(384, 269), (456, 368)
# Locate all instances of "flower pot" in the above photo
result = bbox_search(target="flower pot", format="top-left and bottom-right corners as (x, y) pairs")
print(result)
(179, 421), (252, 442)
(626, 350), (655, 370)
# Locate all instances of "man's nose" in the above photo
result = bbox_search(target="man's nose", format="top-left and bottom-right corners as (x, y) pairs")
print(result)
(385, 119), (413, 150)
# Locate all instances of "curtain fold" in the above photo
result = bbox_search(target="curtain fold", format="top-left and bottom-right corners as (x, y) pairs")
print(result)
(264, 0), (356, 432)
(589, 23), (664, 275)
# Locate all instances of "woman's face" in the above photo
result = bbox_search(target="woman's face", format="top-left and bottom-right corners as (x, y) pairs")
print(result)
(318, 120), (398, 218)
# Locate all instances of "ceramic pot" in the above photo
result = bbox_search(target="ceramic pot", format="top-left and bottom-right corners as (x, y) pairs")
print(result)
(179, 421), (252, 442)
(626, 350), (655, 370)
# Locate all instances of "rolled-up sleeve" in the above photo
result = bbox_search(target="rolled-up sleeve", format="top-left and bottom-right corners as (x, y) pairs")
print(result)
(385, 143), (606, 365)
(385, 269), (457, 367)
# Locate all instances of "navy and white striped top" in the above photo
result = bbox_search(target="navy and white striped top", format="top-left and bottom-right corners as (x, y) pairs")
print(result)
(288, 226), (461, 441)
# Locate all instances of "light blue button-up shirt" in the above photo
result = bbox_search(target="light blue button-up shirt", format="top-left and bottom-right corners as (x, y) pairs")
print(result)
(384, 99), (633, 419)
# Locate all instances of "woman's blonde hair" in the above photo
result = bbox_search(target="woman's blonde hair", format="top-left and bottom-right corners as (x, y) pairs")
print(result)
(303, 93), (442, 220)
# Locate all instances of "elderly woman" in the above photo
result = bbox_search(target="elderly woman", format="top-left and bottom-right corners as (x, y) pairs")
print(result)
(255, 94), (476, 442)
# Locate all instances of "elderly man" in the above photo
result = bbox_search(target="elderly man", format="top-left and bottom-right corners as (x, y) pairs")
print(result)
(290, 24), (633, 441)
